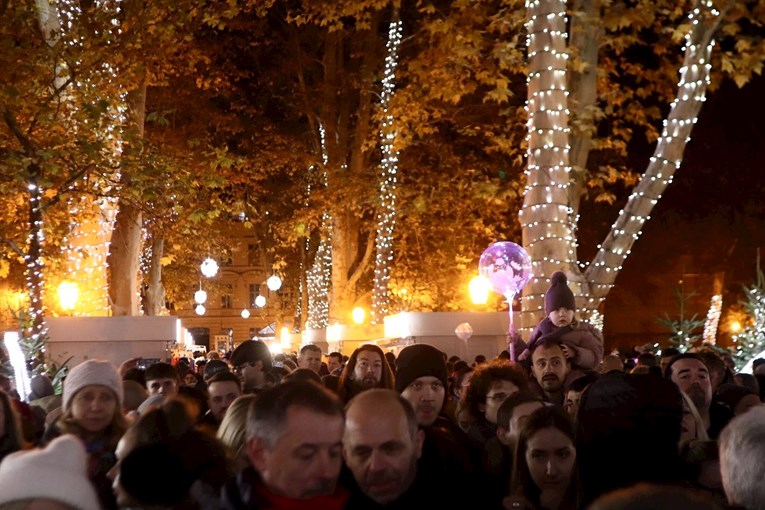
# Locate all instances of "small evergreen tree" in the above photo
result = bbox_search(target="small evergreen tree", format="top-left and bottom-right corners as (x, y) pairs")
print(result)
(731, 271), (765, 370)
(657, 288), (705, 352)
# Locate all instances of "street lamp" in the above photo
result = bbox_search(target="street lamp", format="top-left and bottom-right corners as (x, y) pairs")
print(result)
(194, 280), (207, 304)
(241, 308), (250, 319)
(266, 274), (282, 292)
(57, 281), (79, 313)
(352, 306), (366, 324)
(254, 295), (266, 308)
(469, 275), (490, 305)
(201, 258), (219, 278)
(195, 304), (206, 315)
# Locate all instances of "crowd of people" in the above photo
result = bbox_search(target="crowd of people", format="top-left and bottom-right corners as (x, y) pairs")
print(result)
(0, 272), (764, 510)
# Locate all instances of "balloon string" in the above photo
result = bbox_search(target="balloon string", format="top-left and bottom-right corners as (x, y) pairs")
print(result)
(506, 291), (516, 361)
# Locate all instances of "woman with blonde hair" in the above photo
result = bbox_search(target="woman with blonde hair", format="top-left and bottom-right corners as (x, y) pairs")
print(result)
(43, 360), (128, 509)
(679, 390), (709, 447)
(216, 394), (258, 472)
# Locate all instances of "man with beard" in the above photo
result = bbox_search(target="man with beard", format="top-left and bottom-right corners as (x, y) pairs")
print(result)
(665, 353), (732, 439)
(343, 390), (471, 508)
(530, 338), (571, 407)
(336, 345), (395, 404)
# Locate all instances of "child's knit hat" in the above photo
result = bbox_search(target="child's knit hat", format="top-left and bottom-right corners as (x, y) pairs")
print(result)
(0, 434), (100, 510)
(544, 271), (576, 314)
(63, 359), (123, 410)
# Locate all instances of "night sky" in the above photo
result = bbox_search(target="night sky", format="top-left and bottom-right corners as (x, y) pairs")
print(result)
(579, 74), (765, 350)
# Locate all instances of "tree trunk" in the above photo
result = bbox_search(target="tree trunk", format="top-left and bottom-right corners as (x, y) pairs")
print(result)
(568, 0), (601, 217)
(108, 84), (146, 316)
(520, 0), (575, 332)
(26, 174), (46, 346)
(583, 3), (722, 306)
(322, 18), (381, 325)
(520, 0), (723, 334)
(143, 235), (164, 315)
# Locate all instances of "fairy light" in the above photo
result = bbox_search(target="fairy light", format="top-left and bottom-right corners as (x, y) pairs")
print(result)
(307, 126), (332, 329)
(520, 0), (721, 332)
(58, 194), (116, 315)
(519, 0), (575, 332)
(582, 0), (719, 309)
(28, 0), (123, 328)
(25, 181), (47, 344)
(732, 279), (765, 369)
(703, 294), (722, 344)
(372, 18), (402, 324)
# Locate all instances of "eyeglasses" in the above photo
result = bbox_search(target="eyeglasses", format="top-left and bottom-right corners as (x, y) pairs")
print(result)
(486, 392), (509, 403)
(234, 362), (254, 374)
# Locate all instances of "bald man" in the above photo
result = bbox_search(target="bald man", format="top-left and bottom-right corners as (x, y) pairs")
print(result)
(343, 390), (424, 506)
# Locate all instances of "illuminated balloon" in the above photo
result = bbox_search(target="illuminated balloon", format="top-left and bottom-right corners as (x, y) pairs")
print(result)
(478, 241), (533, 297)
(455, 322), (473, 342)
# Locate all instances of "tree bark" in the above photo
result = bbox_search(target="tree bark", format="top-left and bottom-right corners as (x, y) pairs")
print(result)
(108, 84), (146, 316)
(143, 234), (164, 315)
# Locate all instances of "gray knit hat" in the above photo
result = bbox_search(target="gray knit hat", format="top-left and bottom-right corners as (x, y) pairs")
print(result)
(63, 359), (123, 410)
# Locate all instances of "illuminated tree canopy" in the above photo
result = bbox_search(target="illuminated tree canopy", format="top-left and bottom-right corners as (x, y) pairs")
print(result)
(1, 0), (763, 338)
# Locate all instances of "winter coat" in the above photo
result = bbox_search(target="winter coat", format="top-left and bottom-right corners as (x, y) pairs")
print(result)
(522, 318), (604, 370)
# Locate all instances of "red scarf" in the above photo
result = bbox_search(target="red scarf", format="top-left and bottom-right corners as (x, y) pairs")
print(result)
(254, 483), (349, 510)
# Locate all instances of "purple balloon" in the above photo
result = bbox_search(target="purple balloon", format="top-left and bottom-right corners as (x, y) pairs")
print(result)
(478, 241), (533, 296)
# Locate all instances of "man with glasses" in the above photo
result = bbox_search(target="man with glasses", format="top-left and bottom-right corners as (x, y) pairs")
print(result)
(229, 340), (273, 394)
(463, 360), (529, 445)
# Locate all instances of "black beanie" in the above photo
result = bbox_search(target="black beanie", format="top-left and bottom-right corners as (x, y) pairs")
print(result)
(395, 344), (447, 393)
(544, 271), (576, 314)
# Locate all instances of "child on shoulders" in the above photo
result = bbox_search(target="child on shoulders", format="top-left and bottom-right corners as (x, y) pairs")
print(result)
(521, 271), (603, 371)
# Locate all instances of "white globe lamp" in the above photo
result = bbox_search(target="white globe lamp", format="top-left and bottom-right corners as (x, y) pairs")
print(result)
(200, 258), (219, 278)
(266, 274), (282, 291)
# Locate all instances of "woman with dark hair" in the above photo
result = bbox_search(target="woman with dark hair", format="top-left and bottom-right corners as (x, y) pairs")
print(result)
(0, 390), (26, 462)
(336, 344), (395, 403)
(506, 406), (582, 510)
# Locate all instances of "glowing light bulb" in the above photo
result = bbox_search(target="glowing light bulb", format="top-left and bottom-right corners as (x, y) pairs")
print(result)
(201, 258), (219, 278)
(266, 275), (282, 291)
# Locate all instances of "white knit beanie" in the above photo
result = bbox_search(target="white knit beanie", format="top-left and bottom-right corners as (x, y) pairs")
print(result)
(0, 434), (101, 510)
(63, 359), (123, 411)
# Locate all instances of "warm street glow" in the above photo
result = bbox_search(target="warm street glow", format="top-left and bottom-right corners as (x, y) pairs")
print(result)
(352, 306), (366, 324)
(469, 275), (490, 305)
(730, 320), (742, 333)
(57, 281), (79, 311)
